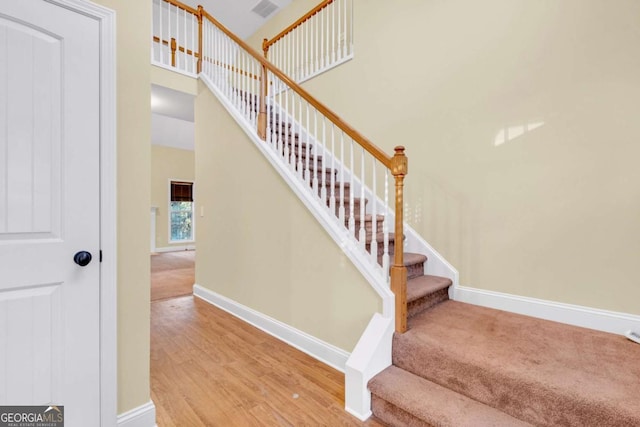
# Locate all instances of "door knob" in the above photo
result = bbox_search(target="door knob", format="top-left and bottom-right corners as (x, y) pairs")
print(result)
(73, 251), (92, 267)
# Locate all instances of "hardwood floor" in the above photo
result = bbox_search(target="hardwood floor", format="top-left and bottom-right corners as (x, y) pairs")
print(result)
(150, 251), (195, 301)
(151, 296), (386, 426)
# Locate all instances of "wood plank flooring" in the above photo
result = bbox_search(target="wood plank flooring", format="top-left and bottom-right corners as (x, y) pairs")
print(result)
(151, 296), (386, 426)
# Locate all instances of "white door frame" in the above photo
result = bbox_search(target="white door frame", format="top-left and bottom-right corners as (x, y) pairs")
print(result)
(47, 0), (117, 425)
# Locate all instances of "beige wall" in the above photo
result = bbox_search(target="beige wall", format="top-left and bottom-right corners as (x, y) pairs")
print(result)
(151, 145), (196, 250)
(195, 81), (381, 351)
(93, 0), (151, 415)
(151, 65), (199, 95)
(250, 0), (640, 315)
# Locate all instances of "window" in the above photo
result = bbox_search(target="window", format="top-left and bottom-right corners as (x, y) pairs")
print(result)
(169, 181), (194, 242)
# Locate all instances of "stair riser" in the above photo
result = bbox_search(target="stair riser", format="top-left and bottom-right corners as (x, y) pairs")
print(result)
(317, 185), (352, 202)
(287, 154), (323, 171)
(371, 396), (432, 427)
(333, 199), (366, 218)
(407, 287), (449, 318)
(353, 217), (385, 235)
(406, 262), (425, 280)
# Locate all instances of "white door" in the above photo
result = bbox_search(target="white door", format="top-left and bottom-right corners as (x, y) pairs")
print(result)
(0, 1), (101, 425)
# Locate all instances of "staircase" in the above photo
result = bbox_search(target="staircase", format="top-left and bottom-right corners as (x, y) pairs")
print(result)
(261, 107), (640, 426)
(368, 290), (640, 426)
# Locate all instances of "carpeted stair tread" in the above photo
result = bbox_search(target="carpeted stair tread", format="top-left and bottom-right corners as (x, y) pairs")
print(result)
(403, 252), (427, 268)
(395, 300), (640, 426)
(406, 274), (450, 303)
(369, 366), (532, 427)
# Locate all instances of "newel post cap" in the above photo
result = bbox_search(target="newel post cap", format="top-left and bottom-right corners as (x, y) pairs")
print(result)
(392, 146), (408, 176)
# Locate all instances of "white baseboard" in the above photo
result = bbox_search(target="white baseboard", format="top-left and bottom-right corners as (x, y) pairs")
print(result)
(153, 244), (195, 253)
(117, 400), (156, 427)
(453, 286), (640, 335)
(193, 284), (350, 372)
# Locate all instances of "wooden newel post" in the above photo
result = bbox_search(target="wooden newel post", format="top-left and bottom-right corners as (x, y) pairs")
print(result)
(257, 62), (268, 140)
(390, 146), (408, 333)
(170, 37), (177, 67)
(262, 37), (269, 59)
(257, 38), (269, 140)
(197, 6), (203, 73)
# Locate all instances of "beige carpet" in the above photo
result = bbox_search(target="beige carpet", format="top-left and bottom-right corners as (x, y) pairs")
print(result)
(150, 251), (195, 301)
(378, 300), (640, 426)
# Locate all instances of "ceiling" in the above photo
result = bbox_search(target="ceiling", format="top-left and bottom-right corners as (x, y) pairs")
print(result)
(151, 0), (292, 151)
(186, 0), (292, 39)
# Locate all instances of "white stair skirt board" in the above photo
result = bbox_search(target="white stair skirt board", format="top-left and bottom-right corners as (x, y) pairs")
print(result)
(193, 285), (350, 372)
(453, 286), (640, 336)
(154, 244), (196, 253)
(117, 400), (157, 427)
(345, 313), (394, 421)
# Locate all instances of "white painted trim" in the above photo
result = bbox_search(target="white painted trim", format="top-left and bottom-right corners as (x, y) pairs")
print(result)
(47, 1), (118, 425)
(193, 285), (350, 372)
(345, 313), (393, 421)
(151, 60), (198, 79)
(154, 244), (196, 253)
(452, 286), (640, 335)
(117, 401), (157, 427)
(150, 207), (158, 252)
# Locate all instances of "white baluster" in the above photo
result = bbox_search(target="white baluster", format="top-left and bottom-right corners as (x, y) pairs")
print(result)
(342, 0), (347, 58)
(383, 170), (390, 281)
(331, 0), (336, 63)
(252, 60), (257, 126)
(295, 95), (303, 178)
(320, 7), (325, 69)
(359, 147), (366, 249)
(338, 131), (345, 224)
(302, 21), (306, 79)
(284, 82), (291, 171)
(312, 12), (317, 73)
(320, 116), (327, 203)
(312, 107), (319, 194)
(330, 124), (336, 215)
(173, 3), (178, 68)
(371, 159), (378, 265)
(350, 0), (354, 56)
(159, 1), (164, 64)
(305, 102), (310, 186)
(191, 13), (195, 73)
(348, 138), (355, 236)
(181, 7), (186, 71)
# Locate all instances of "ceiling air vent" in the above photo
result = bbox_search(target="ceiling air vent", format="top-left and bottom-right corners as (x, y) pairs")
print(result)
(251, 0), (279, 18)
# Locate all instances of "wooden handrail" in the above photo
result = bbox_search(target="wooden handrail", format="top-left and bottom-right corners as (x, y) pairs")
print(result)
(159, 0), (198, 16)
(263, 0), (335, 53)
(201, 9), (392, 168)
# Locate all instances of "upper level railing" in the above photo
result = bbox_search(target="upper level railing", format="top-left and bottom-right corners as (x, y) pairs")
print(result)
(152, 0), (200, 75)
(262, 0), (353, 83)
(152, 0), (409, 333)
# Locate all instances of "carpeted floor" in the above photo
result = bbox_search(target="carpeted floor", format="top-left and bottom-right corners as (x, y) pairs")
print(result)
(150, 251), (195, 301)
